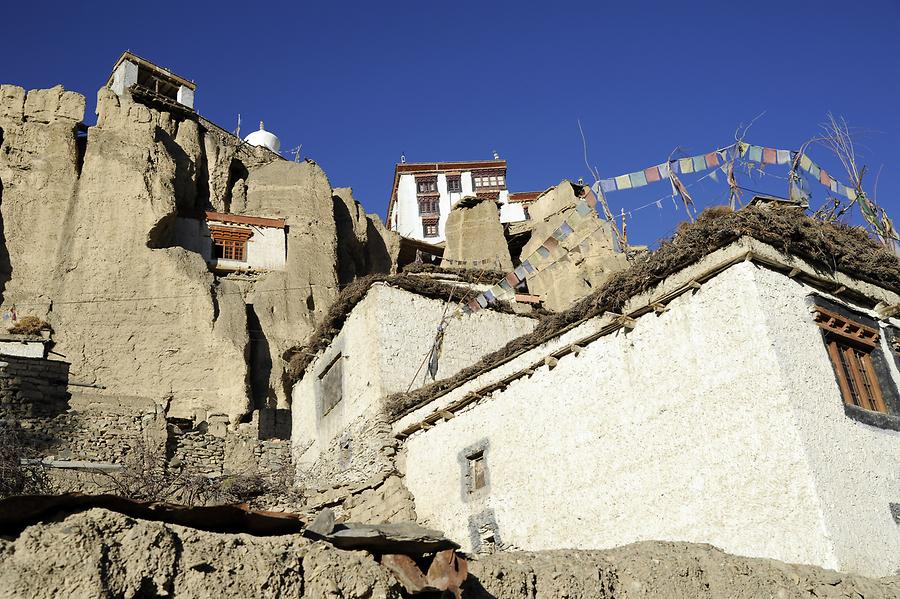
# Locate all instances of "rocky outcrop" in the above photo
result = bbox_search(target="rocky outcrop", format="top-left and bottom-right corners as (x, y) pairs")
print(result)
(519, 181), (628, 311)
(333, 187), (397, 286)
(0, 508), (402, 598)
(443, 198), (512, 271)
(2, 508), (897, 598)
(0, 84), (365, 423)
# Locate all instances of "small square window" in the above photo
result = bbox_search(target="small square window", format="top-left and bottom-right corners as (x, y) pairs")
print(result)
(447, 176), (462, 193)
(416, 178), (437, 194)
(422, 218), (439, 238)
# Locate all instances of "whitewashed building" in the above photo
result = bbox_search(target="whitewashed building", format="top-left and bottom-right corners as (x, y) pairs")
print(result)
(290, 280), (536, 487)
(387, 159), (537, 243)
(107, 51), (196, 110)
(394, 236), (900, 577)
(174, 211), (287, 273)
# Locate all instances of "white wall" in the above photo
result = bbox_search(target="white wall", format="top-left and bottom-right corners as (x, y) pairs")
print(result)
(292, 284), (537, 472)
(394, 171), (520, 242)
(403, 261), (900, 573)
(752, 266), (900, 576)
(395, 175), (423, 240)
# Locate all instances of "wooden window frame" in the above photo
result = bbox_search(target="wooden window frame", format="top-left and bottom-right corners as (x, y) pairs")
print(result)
(418, 196), (440, 216)
(468, 451), (486, 492)
(422, 217), (439, 238)
(814, 306), (888, 414)
(415, 176), (438, 195)
(319, 354), (344, 417)
(446, 176), (462, 193)
(210, 225), (252, 262)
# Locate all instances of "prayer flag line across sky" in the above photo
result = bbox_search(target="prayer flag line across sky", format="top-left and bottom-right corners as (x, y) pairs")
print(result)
(457, 141), (869, 314)
(596, 141), (860, 201)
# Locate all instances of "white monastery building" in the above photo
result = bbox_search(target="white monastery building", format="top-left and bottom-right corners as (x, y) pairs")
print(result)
(175, 211), (287, 273)
(386, 159), (538, 243)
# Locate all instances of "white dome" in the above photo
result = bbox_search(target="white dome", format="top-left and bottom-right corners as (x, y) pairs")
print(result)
(244, 121), (280, 152)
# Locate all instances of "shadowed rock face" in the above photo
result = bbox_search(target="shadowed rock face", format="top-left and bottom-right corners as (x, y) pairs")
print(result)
(0, 84), (396, 422)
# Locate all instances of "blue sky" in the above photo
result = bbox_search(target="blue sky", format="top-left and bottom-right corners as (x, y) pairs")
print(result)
(3, 0), (898, 246)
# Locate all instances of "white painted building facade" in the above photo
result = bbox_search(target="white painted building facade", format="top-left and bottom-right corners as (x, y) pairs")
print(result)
(387, 160), (530, 243)
(393, 239), (900, 578)
(291, 283), (536, 485)
(174, 211), (287, 273)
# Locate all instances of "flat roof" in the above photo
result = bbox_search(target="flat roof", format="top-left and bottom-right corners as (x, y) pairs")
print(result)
(205, 211), (285, 229)
(106, 50), (197, 91)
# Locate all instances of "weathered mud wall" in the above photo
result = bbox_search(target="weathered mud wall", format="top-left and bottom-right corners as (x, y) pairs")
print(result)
(1, 509), (897, 599)
(443, 198), (512, 271)
(0, 84), (395, 425)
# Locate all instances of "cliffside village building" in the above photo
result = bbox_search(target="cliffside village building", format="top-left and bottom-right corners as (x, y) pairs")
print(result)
(3, 50), (900, 584)
(290, 216), (900, 578)
(386, 159), (539, 242)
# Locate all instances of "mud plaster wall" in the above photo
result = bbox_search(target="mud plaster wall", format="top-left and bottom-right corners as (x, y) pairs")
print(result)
(401, 262), (900, 576)
(291, 284), (536, 480)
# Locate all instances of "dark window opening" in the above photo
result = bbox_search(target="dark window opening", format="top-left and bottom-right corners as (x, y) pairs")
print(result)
(418, 197), (439, 215)
(416, 177), (437, 195)
(447, 176), (462, 193)
(522, 205), (530, 220)
(468, 451), (486, 492)
(320, 354), (343, 416)
(422, 218), (439, 238)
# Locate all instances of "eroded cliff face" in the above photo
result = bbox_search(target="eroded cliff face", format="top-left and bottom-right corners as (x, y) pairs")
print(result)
(0, 84), (394, 423)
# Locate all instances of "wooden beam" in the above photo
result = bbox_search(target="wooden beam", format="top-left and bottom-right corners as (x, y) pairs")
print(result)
(788, 267), (801, 278)
(544, 356), (559, 369)
(651, 302), (669, 313)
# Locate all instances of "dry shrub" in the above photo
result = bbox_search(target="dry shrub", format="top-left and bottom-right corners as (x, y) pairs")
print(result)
(0, 425), (56, 499)
(8, 315), (51, 336)
(384, 206), (900, 421)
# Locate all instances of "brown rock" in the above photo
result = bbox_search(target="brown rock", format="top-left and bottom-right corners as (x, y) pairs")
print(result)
(443, 197), (512, 271)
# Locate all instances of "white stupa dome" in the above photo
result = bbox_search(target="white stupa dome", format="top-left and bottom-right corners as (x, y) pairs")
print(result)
(244, 121), (280, 152)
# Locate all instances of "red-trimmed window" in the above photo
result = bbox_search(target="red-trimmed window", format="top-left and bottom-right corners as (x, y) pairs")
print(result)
(210, 225), (252, 262)
(418, 196), (440, 215)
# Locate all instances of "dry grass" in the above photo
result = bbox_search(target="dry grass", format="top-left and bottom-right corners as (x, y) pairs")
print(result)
(8, 316), (50, 336)
(384, 206), (900, 421)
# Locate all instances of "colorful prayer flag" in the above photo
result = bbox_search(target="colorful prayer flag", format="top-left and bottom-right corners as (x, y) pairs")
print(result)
(644, 166), (661, 183)
(552, 227), (565, 241)
(629, 171), (648, 188)
(657, 162), (671, 179)
(544, 237), (560, 251)
(830, 180), (839, 193)
(514, 266), (527, 281)
(846, 188), (858, 201)
(499, 279), (513, 293)
(692, 155), (706, 172)
(763, 148), (777, 164)
(560, 222), (574, 237)
(505, 272), (519, 286)
(483, 289), (495, 304)
(679, 157), (694, 174)
(522, 260), (535, 274)
(537, 245), (550, 258)
(705, 152), (720, 168)
(614, 174), (632, 190)
(468, 299), (481, 313)
(809, 163), (820, 178)
(776, 149), (791, 165)
(799, 154), (813, 171)
(738, 142), (749, 156)
(820, 169), (831, 186)
(600, 179), (616, 193)
(748, 145), (763, 163)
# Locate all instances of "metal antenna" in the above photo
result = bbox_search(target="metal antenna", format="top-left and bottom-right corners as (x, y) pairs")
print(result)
(291, 145), (302, 162)
(235, 113), (241, 137)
